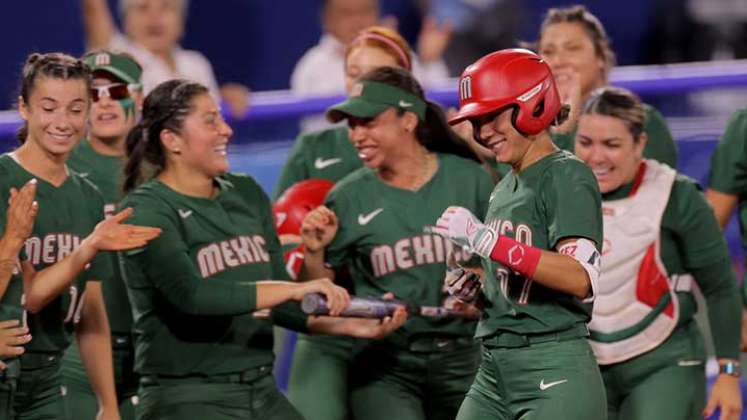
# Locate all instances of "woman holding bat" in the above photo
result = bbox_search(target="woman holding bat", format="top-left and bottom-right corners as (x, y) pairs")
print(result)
(300, 66), (493, 420)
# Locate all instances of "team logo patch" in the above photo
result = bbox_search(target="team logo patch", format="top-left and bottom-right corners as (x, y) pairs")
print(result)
(459, 76), (472, 101)
(351, 83), (364, 97)
(94, 53), (111, 66)
(517, 82), (543, 102)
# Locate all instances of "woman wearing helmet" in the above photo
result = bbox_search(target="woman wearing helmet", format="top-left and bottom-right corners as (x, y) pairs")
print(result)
(433, 48), (607, 419)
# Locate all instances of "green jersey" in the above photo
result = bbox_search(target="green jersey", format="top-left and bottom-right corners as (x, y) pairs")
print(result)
(273, 127), (362, 198)
(68, 138), (131, 334)
(554, 103), (678, 168)
(120, 174), (307, 376)
(0, 154), (113, 355)
(477, 150), (603, 338)
(605, 170), (740, 359)
(324, 153), (493, 343)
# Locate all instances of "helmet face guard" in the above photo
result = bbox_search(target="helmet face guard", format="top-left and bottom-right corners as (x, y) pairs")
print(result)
(449, 48), (561, 136)
(273, 179), (335, 236)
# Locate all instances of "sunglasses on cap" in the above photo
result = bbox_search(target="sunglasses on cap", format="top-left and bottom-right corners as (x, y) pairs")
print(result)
(90, 83), (138, 102)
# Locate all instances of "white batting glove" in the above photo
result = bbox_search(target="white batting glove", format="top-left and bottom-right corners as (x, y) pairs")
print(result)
(430, 206), (498, 258)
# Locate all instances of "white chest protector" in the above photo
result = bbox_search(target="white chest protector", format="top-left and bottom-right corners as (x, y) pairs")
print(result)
(588, 160), (692, 365)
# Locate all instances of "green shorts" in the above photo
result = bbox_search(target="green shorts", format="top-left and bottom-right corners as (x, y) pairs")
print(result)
(136, 366), (302, 420)
(350, 336), (481, 420)
(601, 321), (707, 420)
(15, 352), (66, 420)
(457, 326), (607, 420)
(62, 336), (138, 420)
(287, 334), (356, 420)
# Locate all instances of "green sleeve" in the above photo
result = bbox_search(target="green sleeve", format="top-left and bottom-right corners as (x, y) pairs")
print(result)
(709, 108), (747, 194)
(642, 105), (678, 168)
(476, 167), (494, 218)
(541, 160), (603, 249)
(273, 134), (310, 200)
(667, 178), (740, 359)
(257, 185), (292, 282)
(124, 206), (257, 315)
(270, 302), (309, 333)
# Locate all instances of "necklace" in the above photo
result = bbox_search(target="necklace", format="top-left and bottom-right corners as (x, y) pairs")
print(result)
(407, 152), (437, 191)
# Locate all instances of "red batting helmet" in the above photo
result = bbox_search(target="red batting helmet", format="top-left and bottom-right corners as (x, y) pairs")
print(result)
(273, 179), (335, 236)
(449, 48), (561, 136)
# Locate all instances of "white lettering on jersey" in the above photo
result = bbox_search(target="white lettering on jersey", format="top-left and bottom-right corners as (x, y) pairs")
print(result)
(369, 234), (472, 278)
(25, 234), (84, 266)
(196, 235), (271, 278)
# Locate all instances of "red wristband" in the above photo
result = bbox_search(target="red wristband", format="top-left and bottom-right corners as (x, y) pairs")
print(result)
(489, 236), (542, 278)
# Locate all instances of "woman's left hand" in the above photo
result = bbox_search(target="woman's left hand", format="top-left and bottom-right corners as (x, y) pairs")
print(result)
(87, 208), (162, 251)
(95, 406), (121, 420)
(339, 306), (408, 340)
(703, 373), (742, 420)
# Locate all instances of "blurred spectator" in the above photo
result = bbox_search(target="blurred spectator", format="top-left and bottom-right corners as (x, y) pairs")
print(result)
(418, 0), (524, 76)
(290, 0), (451, 96)
(80, 0), (250, 118)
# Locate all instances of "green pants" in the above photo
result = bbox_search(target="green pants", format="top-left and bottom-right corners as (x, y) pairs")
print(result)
(457, 333), (606, 420)
(0, 359), (20, 419)
(601, 321), (706, 420)
(14, 353), (65, 420)
(350, 337), (480, 420)
(136, 366), (302, 420)
(61, 337), (138, 420)
(288, 334), (355, 420)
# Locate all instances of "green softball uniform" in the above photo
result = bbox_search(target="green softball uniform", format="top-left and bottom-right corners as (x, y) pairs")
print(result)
(64, 138), (136, 420)
(119, 174), (308, 420)
(708, 107), (747, 305)
(325, 153), (493, 420)
(457, 150), (607, 420)
(275, 126), (362, 420)
(554, 103), (678, 168)
(274, 126), (362, 197)
(598, 163), (740, 420)
(0, 154), (113, 420)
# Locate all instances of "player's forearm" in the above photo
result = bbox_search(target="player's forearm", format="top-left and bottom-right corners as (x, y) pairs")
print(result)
(256, 281), (317, 310)
(704, 189), (738, 230)
(23, 240), (98, 313)
(76, 283), (119, 414)
(80, 0), (116, 49)
(696, 260), (742, 359)
(531, 252), (592, 299)
(299, 249), (334, 282)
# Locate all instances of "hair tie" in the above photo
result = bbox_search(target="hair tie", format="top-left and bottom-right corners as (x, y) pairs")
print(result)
(352, 33), (411, 70)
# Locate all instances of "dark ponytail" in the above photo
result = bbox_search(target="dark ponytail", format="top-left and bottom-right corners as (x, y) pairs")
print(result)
(16, 52), (92, 144)
(359, 66), (481, 163)
(123, 79), (209, 192)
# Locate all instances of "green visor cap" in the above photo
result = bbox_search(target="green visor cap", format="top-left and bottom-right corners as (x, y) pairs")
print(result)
(326, 80), (427, 123)
(83, 51), (143, 87)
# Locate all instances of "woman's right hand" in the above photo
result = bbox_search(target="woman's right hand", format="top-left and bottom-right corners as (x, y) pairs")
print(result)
(552, 69), (583, 134)
(301, 206), (338, 253)
(2, 179), (38, 251)
(292, 278), (350, 316)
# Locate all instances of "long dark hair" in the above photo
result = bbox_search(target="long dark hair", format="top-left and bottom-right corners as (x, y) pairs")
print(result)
(16, 52), (92, 143)
(123, 79), (209, 192)
(360, 66), (480, 163)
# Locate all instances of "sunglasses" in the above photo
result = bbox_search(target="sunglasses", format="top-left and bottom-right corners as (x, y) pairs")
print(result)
(90, 83), (138, 102)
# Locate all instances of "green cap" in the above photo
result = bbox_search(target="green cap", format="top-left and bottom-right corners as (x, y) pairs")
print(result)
(82, 51), (142, 87)
(326, 80), (427, 123)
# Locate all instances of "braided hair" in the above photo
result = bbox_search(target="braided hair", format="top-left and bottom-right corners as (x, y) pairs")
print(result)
(123, 79), (209, 192)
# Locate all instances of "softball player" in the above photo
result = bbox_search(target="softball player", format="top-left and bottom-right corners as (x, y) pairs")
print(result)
(534, 5), (677, 167)
(63, 50), (144, 420)
(706, 107), (747, 352)
(435, 49), (607, 419)
(118, 79), (404, 420)
(278, 26), (426, 420)
(575, 86), (742, 420)
(0, 52), (161, 420)
(300, 66), (493, 420)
